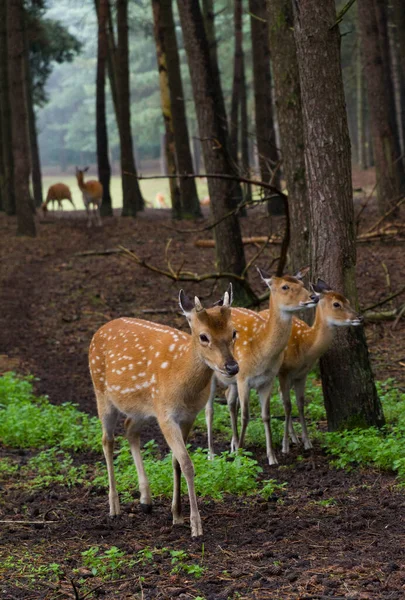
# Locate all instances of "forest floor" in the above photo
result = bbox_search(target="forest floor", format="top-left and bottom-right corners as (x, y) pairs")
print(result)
(0, 174), (404, 599)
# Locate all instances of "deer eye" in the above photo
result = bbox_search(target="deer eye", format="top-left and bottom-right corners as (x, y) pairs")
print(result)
(333, 302), (341, 308)
(199, 333), (209, 344)
(282, 284), (289, 291)
(232, 330), (238, 340)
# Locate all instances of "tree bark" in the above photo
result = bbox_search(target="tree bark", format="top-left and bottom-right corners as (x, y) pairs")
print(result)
(152, 0), (200, 219)
(7, 0), (36, 236)
(358, 0), (405, 215)
(267, 0), (309, 272)
(177, 0), (253, 304)
(230, 0), (242, 166)
(250, 0), (282, 215)
(96, 0), (113, 216)
(0, 0), (15, 215)
(116, 0), (144, 216)
(356, 45), (367, 170)
(239, 32), (251, 207)
(293, 0), (384, 431)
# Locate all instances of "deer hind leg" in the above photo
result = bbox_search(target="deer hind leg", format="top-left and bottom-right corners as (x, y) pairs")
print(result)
(159, 417), (202, 537)
(279, 375), (298, 455)
(236, 380), (250, 451)
(98, 398), (120, 516)
(258, 380), (278, 466)
(294, 377), (312, 450)
(205, 376), (217, 460)
(125, 417), (152, 513)
(226, 384), (239, 452)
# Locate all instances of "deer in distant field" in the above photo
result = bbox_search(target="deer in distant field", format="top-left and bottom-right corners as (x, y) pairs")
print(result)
(41, 183), (76, 215)
(75, 167), (103, 227)
(268, 279), (363, 454)
(155, 192), (167, 208)
(205, 268), (319, 465)
(89, 285), (238, 538)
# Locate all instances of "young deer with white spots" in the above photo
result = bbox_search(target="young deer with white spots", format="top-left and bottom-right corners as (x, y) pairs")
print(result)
(205, 268), (319, 465)
(268, 279), (362, 454)
(75, 167), (103, 227)
(89, 286), (238, 538)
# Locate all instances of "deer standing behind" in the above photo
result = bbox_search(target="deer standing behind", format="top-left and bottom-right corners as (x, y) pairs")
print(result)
(205, 268), (319, 465)
(75, 167), (103, 227)
(89, 286), (238, 538)
(266, 279), (362, 454)
(41, 183), (76, 215)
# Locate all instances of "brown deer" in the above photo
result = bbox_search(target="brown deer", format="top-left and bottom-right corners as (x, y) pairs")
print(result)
(75, 167), (103, 227)
(205, 268), (319, 465)
(41, 183), (76, 214)
(272, 279), (363, 454)
(89, 286), (238, 538)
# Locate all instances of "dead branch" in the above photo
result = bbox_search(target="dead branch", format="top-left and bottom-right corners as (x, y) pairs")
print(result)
(363, 310), (398, 322)
(366, 196), (405, 234)
(195, 236), (280, 248)
(141, 308), (177, 315)
(362, 285), (405, 312)
(392, 303), (405, 330)
(74, 248), (123, 257)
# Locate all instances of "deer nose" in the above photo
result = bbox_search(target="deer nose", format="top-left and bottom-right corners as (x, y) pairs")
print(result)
(310, 293), (320, 304)
(225, 360), (239, 376)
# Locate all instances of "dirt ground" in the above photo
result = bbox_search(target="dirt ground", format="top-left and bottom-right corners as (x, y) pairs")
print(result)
(0, 177), (404, 599)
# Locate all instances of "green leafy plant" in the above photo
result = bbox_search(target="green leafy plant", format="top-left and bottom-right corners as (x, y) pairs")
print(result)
(169, 549), (206, 579)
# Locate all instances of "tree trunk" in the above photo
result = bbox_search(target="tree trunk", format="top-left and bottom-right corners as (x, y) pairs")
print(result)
(240, 33), (251, 206)
(250, 0), (283, 216)
(0, 0), (15, 215)
(267, 0), (309, 272)
(96, 0), (113, 216)
(151, 0), (181, 219)
(7, 0), (36, 236)
(389, 2), (405, 160)
(392, 0), (405, 81)
(356, 46), (366, 170)
(115, 0), (144, 216)
(358, 0), (405, 215)
(152, 0), (200, 219)
(230, 0), (242, 166)
(293, 0), (383, 431)
(0, 116), (3, 210)
(177, 0), (253, 305)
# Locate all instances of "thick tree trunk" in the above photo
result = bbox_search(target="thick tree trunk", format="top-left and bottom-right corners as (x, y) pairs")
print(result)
(293, 0), (383, 431)
(0, 1), (15, 215)
(177, 0), (253, 304)
(358, 0), (405, 215)
(116, 0), (144, 216)
(267, 0), (309, 272)
(152, 0), (200, 219)
(96, 0), (113, 216)
(250, 0), (282, 215)
(7, 0), (36, 236)
(0, 117), (3, 210)
(389, 3), (405, 160)
(151, 0), (181, 219)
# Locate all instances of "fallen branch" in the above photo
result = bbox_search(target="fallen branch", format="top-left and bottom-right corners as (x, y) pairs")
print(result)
(195, 235), (281, 248)
(74, 248), (123, 257)
(366, 196), (405, 234)
(392, 303), (405, 330)
(362, 285), (405, 312)
(363, 310), (398, 322)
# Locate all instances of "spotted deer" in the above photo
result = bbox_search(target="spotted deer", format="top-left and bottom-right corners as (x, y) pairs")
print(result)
(89, 286), (238, 538)
(41, 183), (76, 214)
(205, 268), (319, 465)
(75, 167), (103, 227)
(268, 279), (363, 454)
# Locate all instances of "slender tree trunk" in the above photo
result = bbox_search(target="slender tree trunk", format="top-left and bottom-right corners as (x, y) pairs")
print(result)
(7, 0), (36, 236)
(0, 0), (15, 215)
(177, 0), (253, 304)
(358, 0), (405, 215)
(230, 0), (242, 166)
(151, 0), (181, 219)
(152, 0), (200, 218)
(240, 36), (251, 206)
(293, 0), (383, 430)
(96, 0), (113, 216)
(356, 46), (366, 170)
(115, 0), (144, 216)
(389, 3), (405, 160)
(250, 0), (282, 215)
(392, 0), (405, 81)
(267, 0), (309, 272)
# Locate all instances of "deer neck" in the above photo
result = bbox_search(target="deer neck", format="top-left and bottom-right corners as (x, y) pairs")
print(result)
(185, 338), (216, 393)
(259, 296), (295, 361)
(306, 304), (335, 361)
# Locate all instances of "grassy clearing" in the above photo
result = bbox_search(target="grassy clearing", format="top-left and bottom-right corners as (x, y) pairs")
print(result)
(41, 174), (209, 211)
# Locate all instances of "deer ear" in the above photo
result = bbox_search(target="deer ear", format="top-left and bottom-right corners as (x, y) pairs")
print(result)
(194, 296), (204, 313)
(295, 266), (310, 280)
(257, 266), (272, 288)
(215, 283), (233, 308)
(179, 290), (194, 317)
(311, 278), (331, 294)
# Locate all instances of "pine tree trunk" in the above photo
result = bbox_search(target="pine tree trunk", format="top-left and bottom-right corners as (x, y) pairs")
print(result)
(0, 0), (15, 215)
(293, 0), (384, 431)
(358, 0), (405, 215)
(250, 0), (282, 215)
(23, 17), (42, 208)
(389, 3), (405, 160)
(96, 0), (113, 216)
(356, 46), (366, 170)
(392, 0), (405, 81)
(151, 0), (181, 219)
(116, 0), (144, 216)
(7, 0), (36, 236)
(177, 0), (254, 305)
(152, 0), (200, 218)
(230, 0), (242, 166)
(240, 35), (251, 206)
(267, 0), (309, 272)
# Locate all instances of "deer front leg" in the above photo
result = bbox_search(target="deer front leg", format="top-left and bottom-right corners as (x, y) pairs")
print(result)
(279, 375), (298, 454)
(125, 418), (152, 513)
(258, 381), (278, 465)
(160, 418), (202, 537)
(236, 380), (250, 450)
(205, 376), (217, 460)
(226, 384), (239, 452)
(99, 403), (120, 516)
(294, 377), (312, 450)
